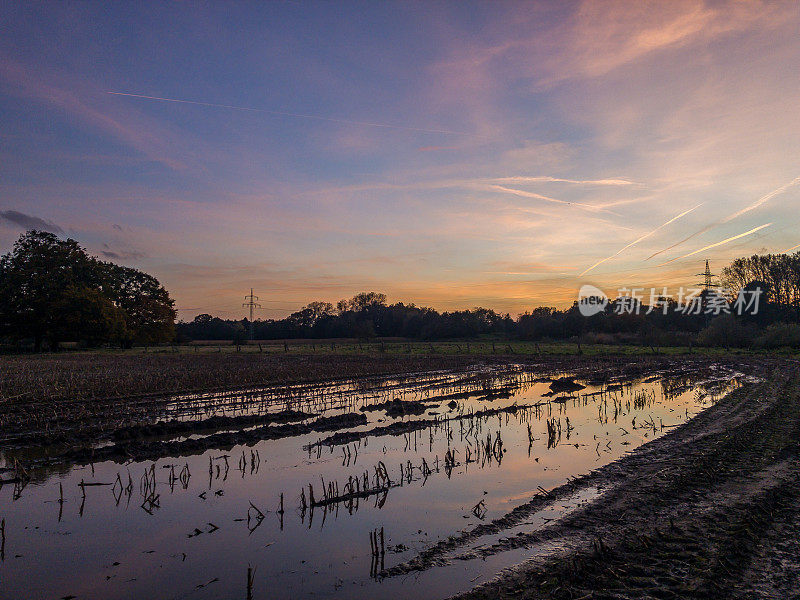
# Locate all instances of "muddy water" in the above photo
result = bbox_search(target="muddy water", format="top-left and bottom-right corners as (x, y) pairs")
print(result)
(0, 367), (740, 600)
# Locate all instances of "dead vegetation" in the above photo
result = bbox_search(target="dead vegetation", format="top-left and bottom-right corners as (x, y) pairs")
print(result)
(0, 353), (495, 448)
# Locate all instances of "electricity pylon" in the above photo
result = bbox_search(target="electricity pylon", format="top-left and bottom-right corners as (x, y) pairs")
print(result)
(242, 288), (261, 340)
(696, 259), (716, 292)
(695, 260), (717, 323)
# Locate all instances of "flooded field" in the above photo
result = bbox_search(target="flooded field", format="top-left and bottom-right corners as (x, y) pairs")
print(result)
(0, 364), (745, 599)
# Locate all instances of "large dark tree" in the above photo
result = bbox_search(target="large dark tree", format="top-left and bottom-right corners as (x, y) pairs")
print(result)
(0, 230), (175, 349)
(99, 262), (176, 345)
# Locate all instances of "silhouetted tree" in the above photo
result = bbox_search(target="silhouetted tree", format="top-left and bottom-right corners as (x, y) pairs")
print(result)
(0, 230), (175, 349)
(51, 285), (128, 347)
(100, 262), (175, 345)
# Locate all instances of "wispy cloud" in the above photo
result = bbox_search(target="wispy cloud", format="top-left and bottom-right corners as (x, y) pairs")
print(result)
(489, 185), (617, 214)
(659, 223), (773, 266)
(489, 176), (636, 186)
(101, 250), (146, 260)
(537, 0), (786, 86)
(417, 145), (459, 152)
(579, 203), (701, 276)
(647, 176), (800, 260)
(724, 176), (800, 222)
(0, 57), (193, 170)
(0, 210), (63, 233)
(107, 91), (469, 136)
(100, 242), (146, 261)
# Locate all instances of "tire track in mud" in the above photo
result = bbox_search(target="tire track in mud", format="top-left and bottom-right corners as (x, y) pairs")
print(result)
(378, 361), (800, 600)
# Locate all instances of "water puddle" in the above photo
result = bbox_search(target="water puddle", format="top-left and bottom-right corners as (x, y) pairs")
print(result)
(0, 366), (742, 599)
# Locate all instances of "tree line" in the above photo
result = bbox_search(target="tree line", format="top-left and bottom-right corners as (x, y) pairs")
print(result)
(179, 292), (517, 342)
(178, 293), (704, 344)
(178, 254), (800, 348)
(4, 229), (800, 350)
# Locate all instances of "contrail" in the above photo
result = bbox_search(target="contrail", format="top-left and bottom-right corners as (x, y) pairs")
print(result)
(489, 185), (617, 214)
(579, 203), (701, 276)
(781, 242), (800, 253)
(645, 224), (714, 260)
(490, 176), (635, 186)
(106, 91), (468, 135)
(657, 223), (773, 266)
(647, 176), (800, 260)
(724, 176), (800, 221)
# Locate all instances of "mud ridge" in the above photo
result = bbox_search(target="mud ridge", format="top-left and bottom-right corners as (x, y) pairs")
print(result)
(305, 403), (535, 450)
(51, 412), (368, 466)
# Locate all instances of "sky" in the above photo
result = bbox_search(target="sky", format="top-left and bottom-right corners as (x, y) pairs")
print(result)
(2, 0), (800, 320)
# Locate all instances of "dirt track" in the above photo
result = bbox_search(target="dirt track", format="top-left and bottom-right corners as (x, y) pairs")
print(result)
(382, 359), (800, 599)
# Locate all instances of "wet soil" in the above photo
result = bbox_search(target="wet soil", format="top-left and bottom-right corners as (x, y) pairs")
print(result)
(3, 353), (794, 599)
(306, 402), (535, 450)
(360, 398), (431, 417)
(0, 354), (489, 446)
(0, 353), (733, 452)
(57, 412), (369, 466)
(377, 359), (800, 600)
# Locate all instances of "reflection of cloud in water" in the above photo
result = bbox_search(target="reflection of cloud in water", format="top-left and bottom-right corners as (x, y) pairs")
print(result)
(0, 365), (744, 600)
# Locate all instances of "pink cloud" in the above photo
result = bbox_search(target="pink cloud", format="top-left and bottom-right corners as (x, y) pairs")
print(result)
(0, 55), (196, 170)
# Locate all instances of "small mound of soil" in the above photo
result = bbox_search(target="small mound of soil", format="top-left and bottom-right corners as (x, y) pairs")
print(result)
(361, 398), (430, 417)
(549, 376), (586, 393)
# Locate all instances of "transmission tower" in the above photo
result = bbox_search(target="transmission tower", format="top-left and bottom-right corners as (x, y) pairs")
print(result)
(242, 288), (262, 340)
(696, 259), (716, 292)
(695, 260), (718, 322)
